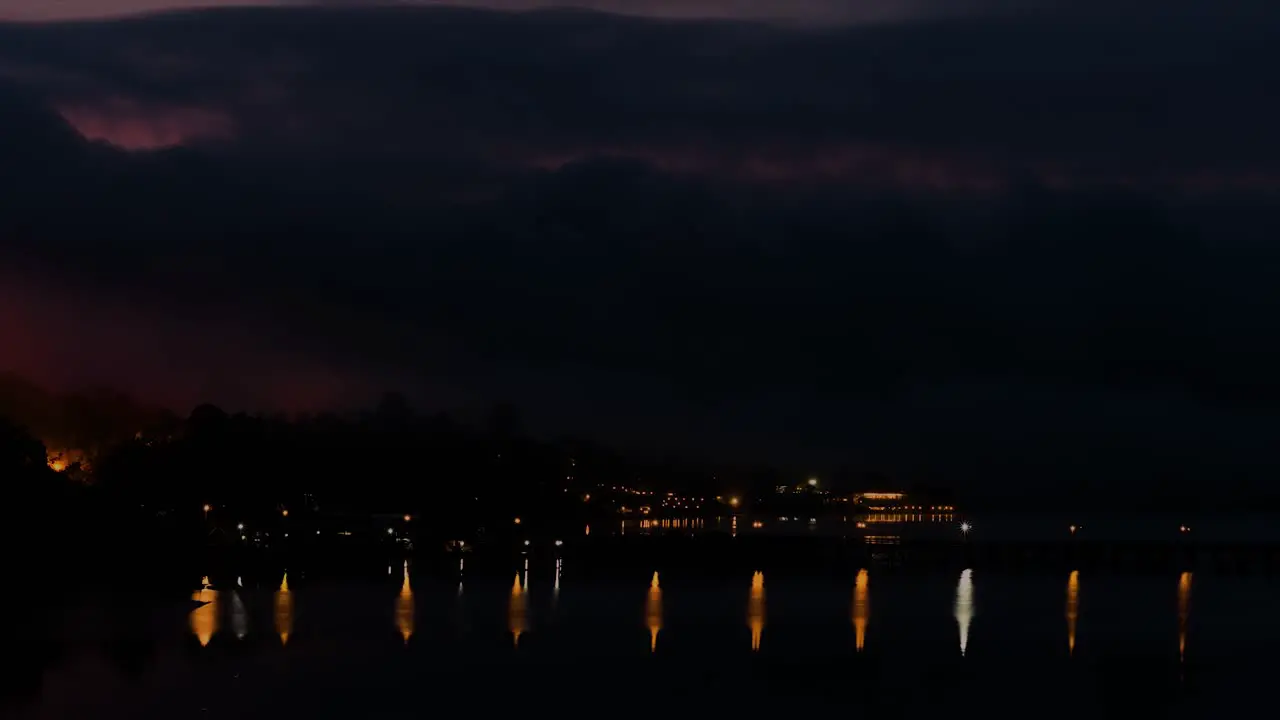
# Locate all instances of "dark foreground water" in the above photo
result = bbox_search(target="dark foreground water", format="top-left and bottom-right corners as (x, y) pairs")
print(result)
(10, 543), (1280, 719)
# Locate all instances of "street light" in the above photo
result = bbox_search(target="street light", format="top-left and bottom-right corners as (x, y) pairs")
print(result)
(281, 509), (289, 518)
(729, 497), (740, 508)
(237, 523), (245, 531)
(959, 522), (972, 535)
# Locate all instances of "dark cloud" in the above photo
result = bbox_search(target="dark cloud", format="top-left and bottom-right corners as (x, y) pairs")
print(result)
(3, 0), (1036, 24)
(4, 2), (1275, 185)
(1, 4), (1279, 487)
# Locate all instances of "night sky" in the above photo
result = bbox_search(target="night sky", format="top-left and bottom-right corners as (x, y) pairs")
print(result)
(2, 1), (1279, 486)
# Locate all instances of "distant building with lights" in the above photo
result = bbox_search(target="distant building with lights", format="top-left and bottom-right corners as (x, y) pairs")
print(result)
(852, 491), (956, 524)
(853, 492), (907, 509)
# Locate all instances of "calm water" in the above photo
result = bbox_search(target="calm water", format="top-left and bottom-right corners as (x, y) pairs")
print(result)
(12, 548), (1280, 718)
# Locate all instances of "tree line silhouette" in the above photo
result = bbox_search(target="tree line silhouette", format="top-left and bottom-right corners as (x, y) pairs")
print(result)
(0, 374), (781, 543)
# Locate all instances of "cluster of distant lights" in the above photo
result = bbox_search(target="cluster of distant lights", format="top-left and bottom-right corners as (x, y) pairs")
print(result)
(200, 504), (1195, 540)
(864, 505), (955, 512)
(660, 492), (711, 510)
(607, 485), (654, 496)
(636, 518), (707, 531)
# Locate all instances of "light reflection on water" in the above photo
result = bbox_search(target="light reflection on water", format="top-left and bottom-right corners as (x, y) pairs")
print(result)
(275, 572), (293, 645)
(173, 564), (1217, 666)
(747, 571), (765, 651)
(21, 560), (1275, 720)
(552, 557), (561, 610)
(852, 569), (869, 652)
(230, 591), (248, 640)
(189, 576), (217, 646)
(955, 569), (974, 656)
(645, 572), (662, 652)
(509, 573), (527, 647)
(1066, 571), (1079, 656)
(1178, 571), (1192, 662)
(396, 561), (414, 645)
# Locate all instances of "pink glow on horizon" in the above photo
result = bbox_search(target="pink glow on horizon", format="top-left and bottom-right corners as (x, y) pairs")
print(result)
(523, 142), (1280, 196)
(0, 271), (373, 413)
(523, 141), (1007, 193)
(58, 100), (234, 150)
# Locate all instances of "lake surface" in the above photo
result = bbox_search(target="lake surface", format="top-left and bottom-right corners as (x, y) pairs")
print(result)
(11, 540), (1280, 718)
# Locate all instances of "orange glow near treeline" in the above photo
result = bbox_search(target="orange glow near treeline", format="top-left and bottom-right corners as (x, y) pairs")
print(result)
(46, 448), (83, 473)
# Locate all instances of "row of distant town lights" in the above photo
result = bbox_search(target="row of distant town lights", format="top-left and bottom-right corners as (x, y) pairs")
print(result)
(961, 523), (1192, 535)
(203, 505), (414, 540)
(202, 506), (1193, 538)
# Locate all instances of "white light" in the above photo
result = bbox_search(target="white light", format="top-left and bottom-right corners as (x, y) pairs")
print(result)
(555, 540), (563, 546)
(955, 568), (974, 656)
(236, 523), (245, 531)
(524, 540), (531, 546)
(387, 528), (394, 534)
(960, 522), (972, 533)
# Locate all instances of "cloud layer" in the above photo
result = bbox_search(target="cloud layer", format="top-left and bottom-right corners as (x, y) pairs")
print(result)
(2, 3), (1279, 486)
(3, 0), (1032, 24)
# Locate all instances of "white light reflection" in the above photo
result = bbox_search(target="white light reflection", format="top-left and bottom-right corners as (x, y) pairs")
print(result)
(955, 569), (974, 656)
(230, 591), (248, 640)
(553, 558), (562, 609)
